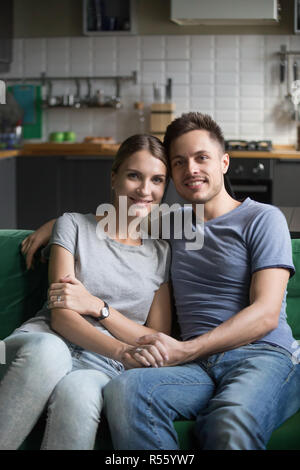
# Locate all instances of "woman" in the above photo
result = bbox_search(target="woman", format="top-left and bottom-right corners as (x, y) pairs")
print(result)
(0, 134), (172, 450)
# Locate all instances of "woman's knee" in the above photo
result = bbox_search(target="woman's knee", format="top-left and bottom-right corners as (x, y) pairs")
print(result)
(7, 332), (72, 374)
(49, 370), (110, 416)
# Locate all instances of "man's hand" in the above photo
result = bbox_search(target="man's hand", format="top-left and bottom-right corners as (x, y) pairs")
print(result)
(135, 332), (188, 367)
(48, 274), (103, 317)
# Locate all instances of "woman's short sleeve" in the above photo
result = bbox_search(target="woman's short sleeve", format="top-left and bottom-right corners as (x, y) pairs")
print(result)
(49, 212), (78, 256)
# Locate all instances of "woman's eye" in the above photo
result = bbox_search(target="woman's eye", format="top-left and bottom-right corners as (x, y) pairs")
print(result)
(152, 177), (164, 184)
(127, 173), (139, 179)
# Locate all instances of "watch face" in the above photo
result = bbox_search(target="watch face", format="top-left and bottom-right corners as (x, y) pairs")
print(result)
(101, 307), (109, 319)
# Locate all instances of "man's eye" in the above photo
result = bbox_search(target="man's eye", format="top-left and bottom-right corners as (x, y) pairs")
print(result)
(173, 160), (183, 167)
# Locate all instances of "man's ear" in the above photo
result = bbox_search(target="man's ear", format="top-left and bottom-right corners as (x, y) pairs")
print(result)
(222, 153), (230, 174)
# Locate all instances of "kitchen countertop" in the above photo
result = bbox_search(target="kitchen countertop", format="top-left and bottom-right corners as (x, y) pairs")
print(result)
(1, 144), (300, 159)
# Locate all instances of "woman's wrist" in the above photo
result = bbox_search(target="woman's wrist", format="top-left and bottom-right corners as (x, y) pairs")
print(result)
(89, 296), (105, 317)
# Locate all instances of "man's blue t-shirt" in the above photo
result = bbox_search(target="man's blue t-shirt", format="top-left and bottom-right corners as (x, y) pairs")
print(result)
(169, 198), (296, 354)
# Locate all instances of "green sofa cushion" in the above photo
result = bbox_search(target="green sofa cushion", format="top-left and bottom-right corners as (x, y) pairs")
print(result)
(287, 239), (300, 340)
(0, 230), (48, 340)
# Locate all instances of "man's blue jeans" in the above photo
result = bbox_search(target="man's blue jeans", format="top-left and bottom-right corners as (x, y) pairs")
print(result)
(104, 343), (300, 450)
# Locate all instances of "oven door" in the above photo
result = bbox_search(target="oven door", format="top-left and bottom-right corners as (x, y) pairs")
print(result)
(227, 158), (273, 204)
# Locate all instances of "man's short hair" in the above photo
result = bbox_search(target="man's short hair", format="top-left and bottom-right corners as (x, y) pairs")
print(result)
(163, 112), (225, 161)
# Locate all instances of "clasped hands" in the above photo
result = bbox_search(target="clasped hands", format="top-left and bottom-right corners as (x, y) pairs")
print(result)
(48, 275), (185, 369)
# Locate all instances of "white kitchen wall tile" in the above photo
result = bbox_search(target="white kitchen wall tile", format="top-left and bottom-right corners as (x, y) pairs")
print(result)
(191, 60), (214, 73)
(265, 35), (289, 55)
(70, 37), (93, 77)
(117, 37), (140, 75)
(172, 85), (189, 98)
(47, 109), (71, 134)
(240, 97), (264, 109)
(142, 61), (165, 73)
(70, 109), (93, 137)
(46, 38), (70, 77)
(240, 36), (265, 49)
(240, 59), (264, 73)
(191, 73), (214, 86)
(24, 39), (47, 78)
(1, 39), (24, 78)
(166, 72), (189, 85)
(216, 60), (238, 73)
(216, 110), (238, 122)
(264, 122), (291, 143)
(216, 97), (238, 109)
(166, 61), (189, 73)
(141, 36), (165, 60)
(239, 123), (264, 138)
(289, 36), (300, 50)
(240, 73), (264, 85)
(240, 84), (264, 97)
(191, 84), (213, 97)
(216, 84), (239, 98)
(165, 36), (189, 60)
(215, 36), (238, 60)
(173, 97), (189, 112)
(141, 71), (165, 86)
(218, 122), (238, 138)
(240, 109), (263, 122)
(93, 37), (117, 76)
(216, 73), (238, 85)
(189, 97), (214, 112)
(92, 109), (117, 138)
(190, 36), (214, 60)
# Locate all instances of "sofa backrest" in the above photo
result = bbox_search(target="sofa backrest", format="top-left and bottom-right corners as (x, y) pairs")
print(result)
(0, 230), (48, 340)
(287, 239), (300, 340)
(0, 230), (300, 341)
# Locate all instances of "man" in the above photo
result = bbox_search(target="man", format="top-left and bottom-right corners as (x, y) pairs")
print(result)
(103, 112), (300, 450)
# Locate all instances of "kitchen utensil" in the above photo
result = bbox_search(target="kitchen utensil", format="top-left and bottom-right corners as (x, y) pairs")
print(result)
(165, 78), (172, 102)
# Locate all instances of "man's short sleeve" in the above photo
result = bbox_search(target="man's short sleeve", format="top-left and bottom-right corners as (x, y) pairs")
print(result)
(49, 212), (78, 256)
(246, 206), (295, 277)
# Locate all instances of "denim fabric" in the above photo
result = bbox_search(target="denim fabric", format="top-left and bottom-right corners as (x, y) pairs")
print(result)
(104, 343), (300, 450)
(0, 331), (124, 450)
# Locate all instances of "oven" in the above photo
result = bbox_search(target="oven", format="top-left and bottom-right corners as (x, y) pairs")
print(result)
(227, 158), (274, 204)
(226, 140), (274, 204)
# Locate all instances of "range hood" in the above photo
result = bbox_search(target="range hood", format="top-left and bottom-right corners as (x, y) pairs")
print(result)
(170, 0), (279, 26)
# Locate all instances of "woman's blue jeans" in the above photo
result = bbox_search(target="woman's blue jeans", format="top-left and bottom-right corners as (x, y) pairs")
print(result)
(0, 331), (123, 450)
(104, 343), (300, 450)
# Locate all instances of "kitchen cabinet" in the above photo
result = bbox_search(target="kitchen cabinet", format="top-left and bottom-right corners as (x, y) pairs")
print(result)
(59, 156), (114, 214)
(272, 159), (300, 207)
(83, 0), (136, 35)
(17, 157), (61, 230)
(15, 155), (114, 230)
(0, 157), (16, 229)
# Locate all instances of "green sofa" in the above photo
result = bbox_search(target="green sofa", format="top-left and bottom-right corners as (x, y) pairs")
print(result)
(0, 229), (300, 450)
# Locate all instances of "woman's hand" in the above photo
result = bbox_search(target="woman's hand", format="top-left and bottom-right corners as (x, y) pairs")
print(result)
(21, 219), (56, 270)
(121, 342), (169, 369)
(48, 274), (103, 317)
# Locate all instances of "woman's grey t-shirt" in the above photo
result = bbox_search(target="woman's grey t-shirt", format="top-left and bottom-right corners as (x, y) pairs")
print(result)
(18, 213), (170, 337)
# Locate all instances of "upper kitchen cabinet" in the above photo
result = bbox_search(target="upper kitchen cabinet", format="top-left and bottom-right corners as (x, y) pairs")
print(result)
(0, 0), (13, 73)
(83, 0), (137, 35)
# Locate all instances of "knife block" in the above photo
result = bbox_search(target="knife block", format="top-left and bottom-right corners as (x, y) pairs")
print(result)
(150, 103), (175, 142)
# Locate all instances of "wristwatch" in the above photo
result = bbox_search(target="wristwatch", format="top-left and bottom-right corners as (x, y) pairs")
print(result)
(98, 300), (110, 321)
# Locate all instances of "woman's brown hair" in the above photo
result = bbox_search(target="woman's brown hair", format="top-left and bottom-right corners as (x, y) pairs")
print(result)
(112, 134), (170, 177)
